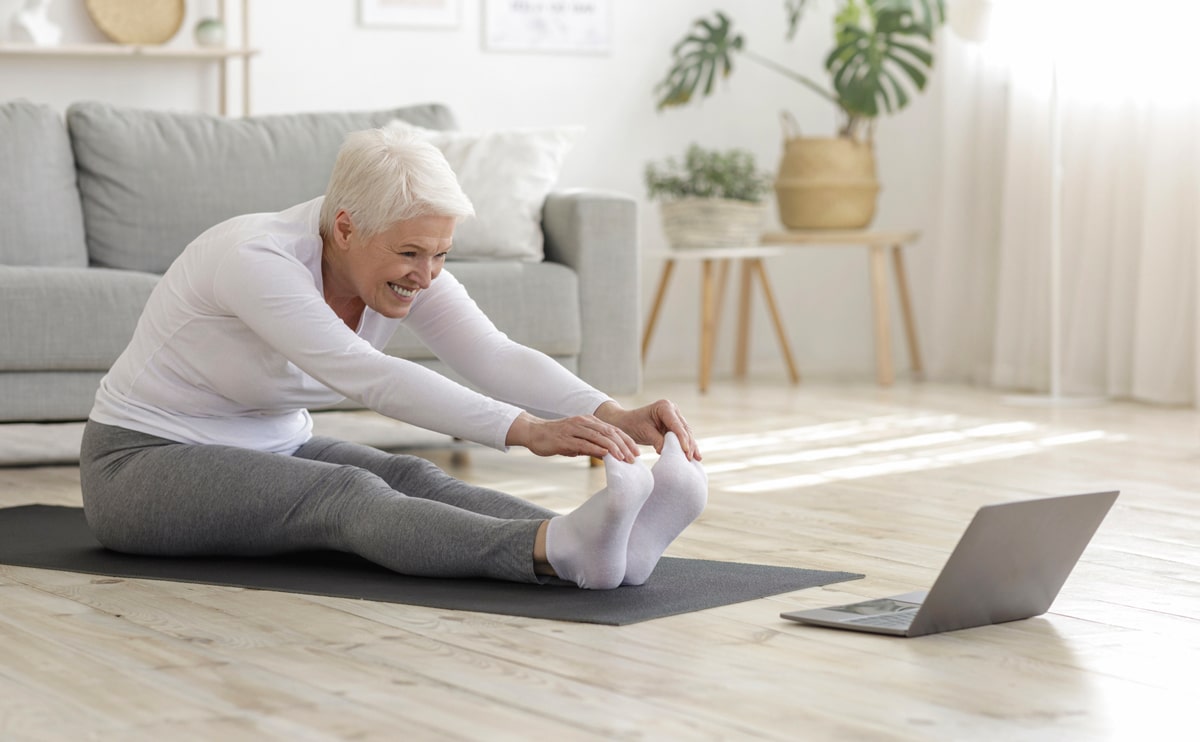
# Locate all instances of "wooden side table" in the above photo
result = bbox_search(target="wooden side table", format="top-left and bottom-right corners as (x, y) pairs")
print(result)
(760, 228), (924, 386)
(642, 246), (801, 393)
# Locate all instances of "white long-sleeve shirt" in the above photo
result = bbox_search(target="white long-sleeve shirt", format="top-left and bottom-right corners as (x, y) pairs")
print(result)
(90, 198), (611, 454)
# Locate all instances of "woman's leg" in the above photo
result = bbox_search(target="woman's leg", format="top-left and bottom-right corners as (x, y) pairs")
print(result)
(290, 438), (663, 588)
(79, 421), (543, 582)
(293, 437), (556, 520)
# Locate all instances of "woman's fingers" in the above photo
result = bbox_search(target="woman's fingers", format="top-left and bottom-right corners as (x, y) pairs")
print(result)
(651, 400), (702, 461)
(572, 416), (639, 461)
(517, 402), (704, 462)
(534, 415), (640, 461)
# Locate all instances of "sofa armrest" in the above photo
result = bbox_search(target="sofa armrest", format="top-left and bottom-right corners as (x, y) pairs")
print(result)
(543, 189), (641, 395)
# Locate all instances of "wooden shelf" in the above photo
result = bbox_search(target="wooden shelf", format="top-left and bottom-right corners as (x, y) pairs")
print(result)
(0, 42), (257, 60)
(2, 1), (254, 115)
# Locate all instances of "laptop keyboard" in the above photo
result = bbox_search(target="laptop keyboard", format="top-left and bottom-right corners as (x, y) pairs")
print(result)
(846, 611), (917, 629)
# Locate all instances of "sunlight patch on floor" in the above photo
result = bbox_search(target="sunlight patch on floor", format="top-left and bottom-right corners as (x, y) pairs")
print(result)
(702, 414), (1125, 493)
(698, 415), (962, 453)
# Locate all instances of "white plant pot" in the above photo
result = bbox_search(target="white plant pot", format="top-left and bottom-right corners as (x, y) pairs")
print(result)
(659, 198), (767, 249)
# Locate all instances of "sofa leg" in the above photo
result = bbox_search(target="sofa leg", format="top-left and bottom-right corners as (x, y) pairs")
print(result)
(451, 437), (470, 468)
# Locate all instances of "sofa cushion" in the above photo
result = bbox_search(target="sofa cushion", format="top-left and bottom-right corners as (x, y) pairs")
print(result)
(68, 102), (457, 274)
(0, 266), (158, 371)
(0, 372), (111, 423)
(388, 120), (581, 262)
(385, 261), (581, 359)
(0, 101), (88, 268)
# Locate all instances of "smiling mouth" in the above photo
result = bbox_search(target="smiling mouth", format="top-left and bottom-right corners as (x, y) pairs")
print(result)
(388, 282), (417, 299)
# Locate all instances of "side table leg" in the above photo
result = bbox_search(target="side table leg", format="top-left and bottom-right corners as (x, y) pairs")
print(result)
(700, 259), (718, 393)
(891, 246), (924, 377)
(751, 259), (801, 385)
(712, 259), (731, 371)
(641, 259), (675, 364)
(735, 259), (753, 378)
(868, 245), (894, 386)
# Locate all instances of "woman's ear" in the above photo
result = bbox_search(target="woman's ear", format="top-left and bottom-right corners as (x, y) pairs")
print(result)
(334, 210), (355, 249)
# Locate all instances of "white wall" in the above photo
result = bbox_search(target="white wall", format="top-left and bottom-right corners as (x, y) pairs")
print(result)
(1, 0), (944, 386)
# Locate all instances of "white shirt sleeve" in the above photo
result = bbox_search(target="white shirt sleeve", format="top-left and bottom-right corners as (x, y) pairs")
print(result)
(403, 270), (613, 419)
(212, 240), (525, 450)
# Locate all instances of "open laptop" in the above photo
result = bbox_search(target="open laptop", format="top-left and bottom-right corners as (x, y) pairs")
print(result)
(781, 490), (1119, 637)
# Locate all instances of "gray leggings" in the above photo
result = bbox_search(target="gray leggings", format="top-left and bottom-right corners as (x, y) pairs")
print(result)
(79, 420), (555, 583)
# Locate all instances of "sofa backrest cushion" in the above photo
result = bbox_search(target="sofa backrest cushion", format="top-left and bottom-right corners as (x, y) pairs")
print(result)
(67, 102), (457, 273)
(387, 120), (581, 263)
(0, 101), (88, 268)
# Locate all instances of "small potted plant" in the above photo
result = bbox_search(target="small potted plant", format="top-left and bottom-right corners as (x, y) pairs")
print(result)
(645, 144), (773, 249)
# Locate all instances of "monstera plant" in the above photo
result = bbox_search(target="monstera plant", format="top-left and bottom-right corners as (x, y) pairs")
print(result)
(657, 0), (945, 140)
(655, 0), (946, 228)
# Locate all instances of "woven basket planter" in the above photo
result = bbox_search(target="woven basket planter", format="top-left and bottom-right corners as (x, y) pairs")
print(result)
(85, 0), (185, 44)
(659, 198), (768, 249)
(774, 136), (880, 229)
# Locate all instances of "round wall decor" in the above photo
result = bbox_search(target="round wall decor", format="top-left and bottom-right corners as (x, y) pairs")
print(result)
(85, 0), (186, 45)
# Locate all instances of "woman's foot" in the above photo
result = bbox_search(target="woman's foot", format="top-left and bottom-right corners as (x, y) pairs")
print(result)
(545, 455), (654, 589)
(623, 432), (708, 586)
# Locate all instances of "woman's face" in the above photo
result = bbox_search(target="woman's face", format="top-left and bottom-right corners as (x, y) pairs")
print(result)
(331, 212), (456, 319)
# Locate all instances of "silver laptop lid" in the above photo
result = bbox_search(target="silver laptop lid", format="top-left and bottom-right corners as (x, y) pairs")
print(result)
(908, 490), (1118, 636)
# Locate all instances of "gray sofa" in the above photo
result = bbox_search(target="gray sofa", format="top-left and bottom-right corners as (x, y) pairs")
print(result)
(0, 100), (640, 423)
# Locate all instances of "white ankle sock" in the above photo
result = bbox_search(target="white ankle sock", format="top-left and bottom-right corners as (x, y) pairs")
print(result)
(622, 432), (708, 586)
(545, 455), (654, 589)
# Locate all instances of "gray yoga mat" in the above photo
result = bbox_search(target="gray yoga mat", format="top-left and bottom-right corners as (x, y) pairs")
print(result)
(0, 505), (862, 625)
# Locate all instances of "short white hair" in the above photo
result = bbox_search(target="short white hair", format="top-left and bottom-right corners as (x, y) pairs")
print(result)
(320, 122), (474, 239)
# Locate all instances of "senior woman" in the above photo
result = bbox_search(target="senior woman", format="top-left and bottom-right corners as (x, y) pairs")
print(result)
(79, 122), (706, 590)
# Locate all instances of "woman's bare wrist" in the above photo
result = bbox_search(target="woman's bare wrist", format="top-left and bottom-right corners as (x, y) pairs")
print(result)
(505, 411), (538, 447)
(593, 401), (624, 426)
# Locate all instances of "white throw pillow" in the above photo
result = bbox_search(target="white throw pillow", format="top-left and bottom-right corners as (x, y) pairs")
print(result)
(389, 120), (582, 261)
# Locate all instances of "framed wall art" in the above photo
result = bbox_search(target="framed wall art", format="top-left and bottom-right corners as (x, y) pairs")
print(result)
(359, 0), (461, 29)
(483, 0), (612, 54)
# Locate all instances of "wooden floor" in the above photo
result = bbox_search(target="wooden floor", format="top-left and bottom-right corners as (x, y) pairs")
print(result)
(1, 380), (1197, 740)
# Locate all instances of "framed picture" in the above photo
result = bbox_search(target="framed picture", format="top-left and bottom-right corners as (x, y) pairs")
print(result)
(359, 0), (461, 28)
(484, 0), (612, 54)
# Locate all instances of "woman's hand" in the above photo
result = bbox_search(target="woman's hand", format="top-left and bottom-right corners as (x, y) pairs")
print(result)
(594, 399), (701, 461)
(505, 412), (640, 462)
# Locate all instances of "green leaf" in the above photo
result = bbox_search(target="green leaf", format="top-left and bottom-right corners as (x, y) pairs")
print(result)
(655, 12), (745, 110)
(885, 51), (927, 91)
(882, 68), (909, 111)
(825, 0), (943, 120)
(784, 0), (814, 39)
(888, 39), (934, 67)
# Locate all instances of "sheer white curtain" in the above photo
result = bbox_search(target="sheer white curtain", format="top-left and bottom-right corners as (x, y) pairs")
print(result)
(930, 0), (1200, 405)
